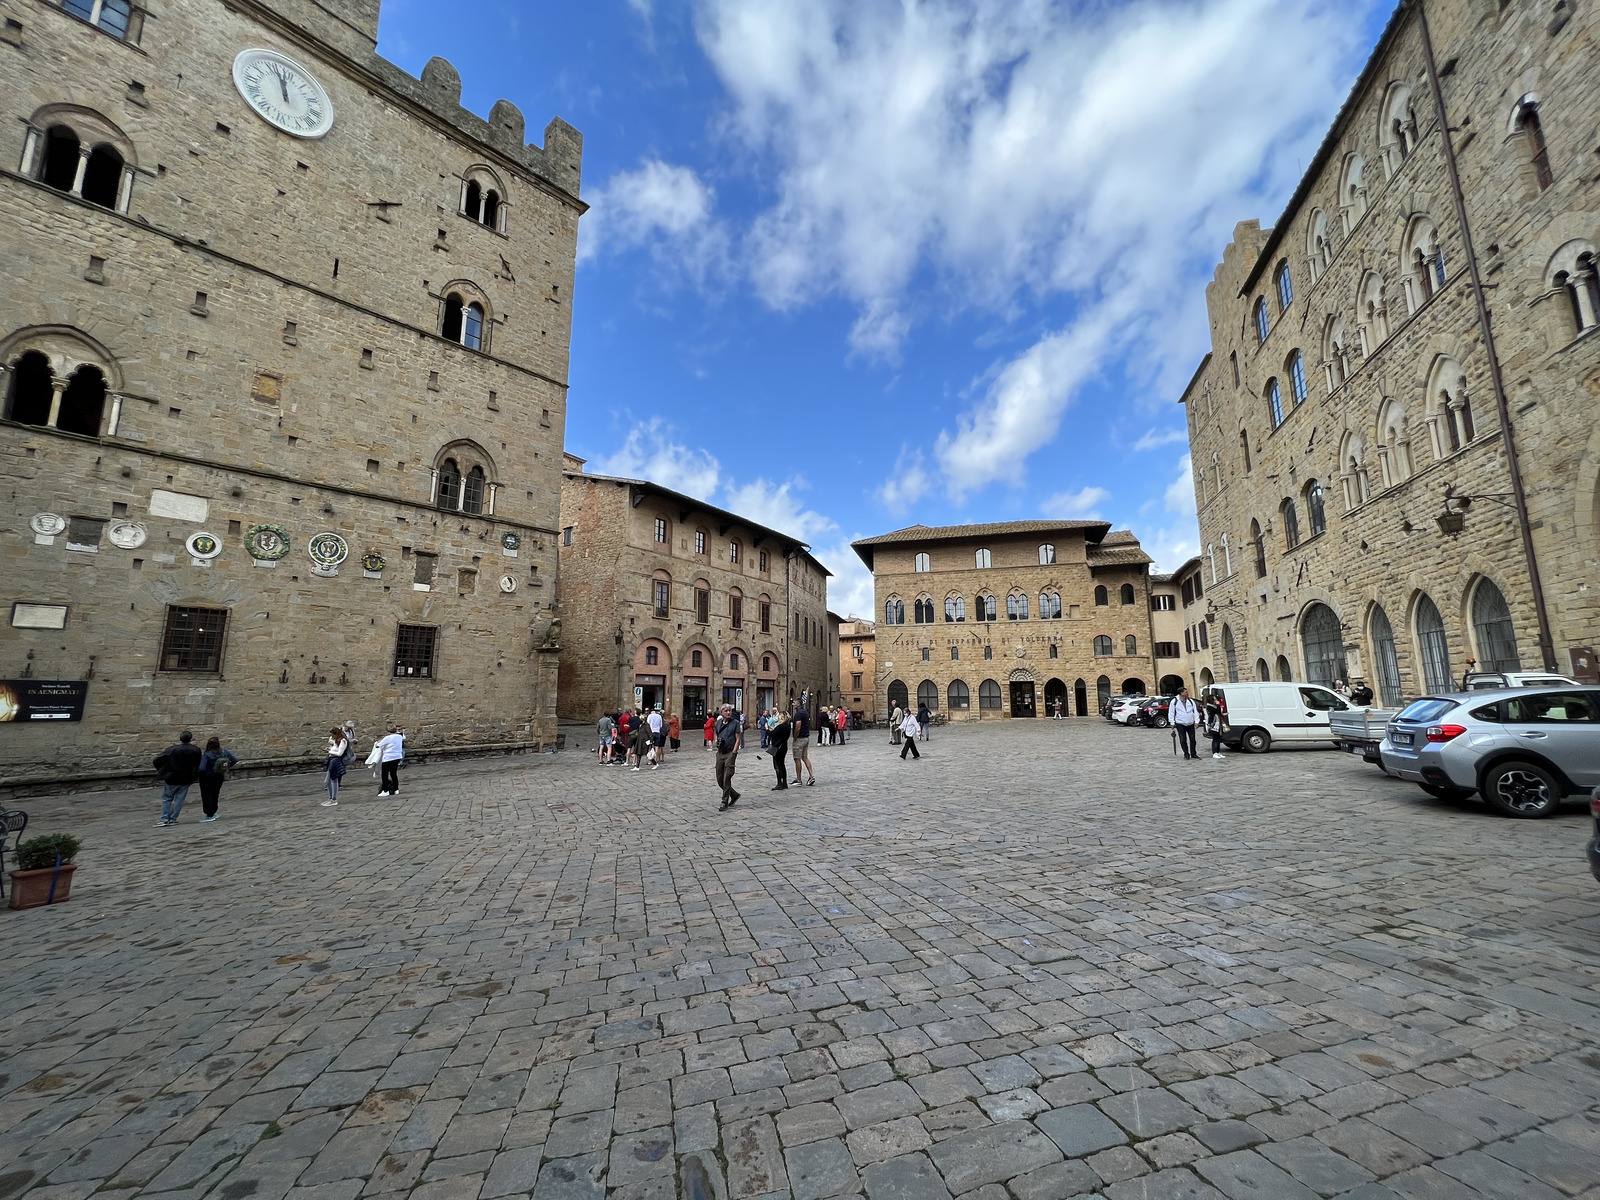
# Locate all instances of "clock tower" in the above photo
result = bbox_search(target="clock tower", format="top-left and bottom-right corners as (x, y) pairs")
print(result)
(0, 0), (583, 787)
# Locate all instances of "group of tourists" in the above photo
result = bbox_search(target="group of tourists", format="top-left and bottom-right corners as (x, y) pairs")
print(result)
(707, 698), (847, 809)
(1166, 688), (1227, 760)
(152, 719), (405, 824)
(887, 699), (934, 759)
(595, 707), (682, 770)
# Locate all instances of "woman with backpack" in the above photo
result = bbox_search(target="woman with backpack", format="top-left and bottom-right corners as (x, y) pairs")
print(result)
(322, 727), (348, 807)
(197, 737), (238, 823)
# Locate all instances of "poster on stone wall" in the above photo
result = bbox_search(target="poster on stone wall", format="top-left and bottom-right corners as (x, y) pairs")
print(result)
(0, 680), (89, 722)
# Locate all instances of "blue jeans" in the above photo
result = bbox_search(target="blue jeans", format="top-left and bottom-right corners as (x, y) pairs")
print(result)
(161, 783), (190, 822)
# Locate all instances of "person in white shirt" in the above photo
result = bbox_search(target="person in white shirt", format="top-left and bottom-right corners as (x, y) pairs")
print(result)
(1170, 689), (1201, 760)
(898, 710), (922, 760)
(375, 724), (405, 795)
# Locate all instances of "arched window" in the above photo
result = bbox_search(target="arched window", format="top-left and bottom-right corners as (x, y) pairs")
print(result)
(1096, 675), (1112, 711)
(644, 645), (659, 666)
(948, 680), (970, 710)
(442, 294), (462, 341)
(442, 293), (487, 349)
(975, 594), (996, 622)
(462, 465), (486, 515)
(1038, 544), (1056, 565)
(1005, 594), (1017, 620)
(1358, 272), (1388, 354)
(1546, 241), (1600, 336)
(1275, 261), (1293, 312)
(1255, 658), (1270, 682)
(1222, 625), (1239, 682)
(1301, 603), (1346, 686)
(1240, 429), (1252, 473)
(463, 302), (484, 350)
(728, 588), (744, 628)
(464, 178), (481, 221)
(1513, 95), (1554, 190)
(1415, 594), (1452, 693)
(1283, 353), (1306, 409)
(1370, 605), (1403, 707)
(1094, 635), (1113, 656)
(917, 679), (939, 710)
(61, 0), (135, 37)
(1094, 585), (1108, 607)
(56, 364), (107, 437)
(1254, 298), (1270, 344)
(1249, 519), (1266, 578)
(1275, 655), (1292, 682)
(40, 125), (81, 192)
(1266, 379), (1284, 428)
(4, 350), (54, 426)
(482, 190), (500, 229)
(914, 552), (931, 572)
(1428, 357), (1476, 454)
(1307, 209), (1330, 280)
(914, 598), (934, 624)
(1305, 481), (1326, 537)
(1340, 153), (1367, 231)
(1049, 643), (1058, 659)
(1040, 592), (1061, 619)
(945, 595), (965, 622)
(652, 573), (671, 618)
(1471, 579), (1521, 672)
(437, 458), (461, 511)
(975, 548), (991, 569)
(1380, 83), (1418, 175)
(885, 598), (905, 625)
(1281, 499), (1301, 550)
(1125, 635), (1138, 656)
(1404, 218), (1446, 311)
(1323, 314), (1350, 389)
(1120, 583), (1135, 606)
(887, 679), (909, 711)
(978, 679), (1002, 710)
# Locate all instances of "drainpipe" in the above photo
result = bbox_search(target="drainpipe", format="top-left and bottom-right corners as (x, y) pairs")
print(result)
(1413, 0), (1557, 670)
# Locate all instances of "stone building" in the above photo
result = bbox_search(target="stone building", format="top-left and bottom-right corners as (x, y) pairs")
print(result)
(556, 455), (832, 725)
(1148, 558), (1204, 696)
(852, 520), (1156, 720)
(1184, 0), (1600, 702)
(0, 0), (582, 787)
(837, 616), (876, 723)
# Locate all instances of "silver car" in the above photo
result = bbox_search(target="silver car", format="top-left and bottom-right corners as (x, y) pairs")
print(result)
(1380, 686), (1600, 817)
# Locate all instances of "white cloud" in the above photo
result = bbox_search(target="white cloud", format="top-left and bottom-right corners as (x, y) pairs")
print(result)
(1143, 523), (1202, 574)
(1134, 427), (1188, 452)
(1165, 454), (1197, 518)
(1041, 485), (1110, 520)
(592, 419), (722, 501)
(875, 448), (933, 515)
(810, 536), (876, 619)
(722, 477), (838, 544)
(578, 159), (727, 283)
(693, 0), (1376, 487)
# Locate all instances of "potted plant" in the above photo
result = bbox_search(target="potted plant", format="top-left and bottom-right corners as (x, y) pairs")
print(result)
(9, 834), (81, 910)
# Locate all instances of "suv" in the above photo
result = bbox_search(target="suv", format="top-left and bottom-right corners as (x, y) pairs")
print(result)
(1110, 695), (1148, 725)
(1461, 670), (1579, 691)
(1136, 696), (1174, 728)
(1380, 687), (1600, 817)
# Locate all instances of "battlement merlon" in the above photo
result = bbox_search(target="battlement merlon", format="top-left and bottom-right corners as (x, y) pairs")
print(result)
(247, 0), (584, 202)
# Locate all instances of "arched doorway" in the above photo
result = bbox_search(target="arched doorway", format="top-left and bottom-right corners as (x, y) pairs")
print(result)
(1159, 674), (1184, 695)
(1199, 667), (1214, 688)
(1471, 578), (1521, 672)
(1275, 655), (1293, 681)
(1369, 606), (1402, 707)
(1415, 594), (1451, 693)
(887, 679), (909, 713)
(1121, 678), (1145, 695)
(1096, 675), (1111, 713)
(1044, 677), (1067, 717)
(1254, 658), (1270, 682)
(1074, 677), (1088, 716)
(1301, 603), (1346, 686)
(1009, 669), (1037, 717)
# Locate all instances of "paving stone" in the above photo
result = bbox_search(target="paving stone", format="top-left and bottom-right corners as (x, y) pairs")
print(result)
(836, 1081), (923, 1130)
(144, 1124), (265, 1193)
(1314, 1118), (1431, 1178)
(845, 1115), (932, 1166)
(1103, 1167), (1228, 1199)
(1139, 1133), (1209, 1170)
(1171, 1077), (1271, 1120)
(928, 1120), (1063, 1193)
(775, 1103), (846, 1147)
(1192, 1122), (1265, 1155)
(970, 1055), (1042, 1093)
(911, 1068), (983, 1107)
(607, 1128), (674, 1188)
(1035, 1104), (1126, 1157)
(919, 1101), (989, 1141)
(1090, 1145), (1152, 1184)
(675, 1103), (718, 1154)
(860, 1152), (952, 1200)
(1484, 1127), (1600, 1194)
(1430, 1149), (1563, 1200)
(302, 1125), (401, 1186)
(1194, 1150), (1319, 1200)
(531, 1151), (606, 1200)
(723, 1115), (787, 1198)
(785, 1137), (859, 1200)
(1006, 1158), (1101, 1200)
(1099, 1090), (1204, 1139)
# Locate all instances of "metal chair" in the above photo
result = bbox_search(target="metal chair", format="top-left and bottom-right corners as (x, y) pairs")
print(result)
(0, 809), (27, 901)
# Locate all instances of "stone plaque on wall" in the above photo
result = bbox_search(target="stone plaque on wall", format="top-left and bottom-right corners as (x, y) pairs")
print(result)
(150, 489), (210, 523)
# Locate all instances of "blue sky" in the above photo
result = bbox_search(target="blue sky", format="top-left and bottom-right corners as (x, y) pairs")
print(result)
(377, 0), (1393, 616)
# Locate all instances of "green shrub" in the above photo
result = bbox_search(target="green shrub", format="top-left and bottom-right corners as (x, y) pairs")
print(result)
(16, 834), (81, 871)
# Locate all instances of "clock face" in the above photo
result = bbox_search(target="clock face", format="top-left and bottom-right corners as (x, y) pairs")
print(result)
(232, 49), (334, 139)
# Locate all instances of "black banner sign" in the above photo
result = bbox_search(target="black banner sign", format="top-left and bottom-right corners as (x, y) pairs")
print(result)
(0, 680), (89, 722)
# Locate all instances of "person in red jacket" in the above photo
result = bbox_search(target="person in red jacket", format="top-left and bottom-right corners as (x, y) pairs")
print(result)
(703, 713), (716, 750)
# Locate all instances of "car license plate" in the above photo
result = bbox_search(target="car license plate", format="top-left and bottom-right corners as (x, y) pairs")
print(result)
(1391, 732), (1413, 746)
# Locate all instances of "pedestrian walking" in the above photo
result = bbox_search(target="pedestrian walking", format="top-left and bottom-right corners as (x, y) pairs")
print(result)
(836, 707), (848, 743)
(1203, 697), (1228, 759)
(890, 702), (904, 745)
(713, 704), (742, 809)
(648, 707), (666, 764)
(668, 711), (681, 751)
(898, 709), (921, 759)
(375, 724), (405, 794)
(197, 737), (238, 822)
(766, 708), (791, 790)
(1170, 688), (1200, 760)
(630, 717), (652, 771)
(1052, 697), (1064, 720)
(791, 703), (815, 786)
(596, 712), (615, 765)
(917, 701), (932, 741)
(153, 729), (204, 827)
(703, 713), (715, 750)
(322, 727), (348, 806)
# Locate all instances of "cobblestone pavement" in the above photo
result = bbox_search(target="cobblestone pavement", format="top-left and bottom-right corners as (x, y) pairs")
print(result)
(4, 719), (1600, 1200)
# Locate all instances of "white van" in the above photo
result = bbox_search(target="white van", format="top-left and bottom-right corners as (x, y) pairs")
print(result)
(1201, 682), (1359, 753)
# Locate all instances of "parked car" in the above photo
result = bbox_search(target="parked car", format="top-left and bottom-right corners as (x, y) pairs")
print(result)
(1588, 788), (1600, 881)
(1331, 705), (1399, 764)
(1110, 695), (1148, 725)
(1461, 670), (1580, 691)
(1102, 693), (1145, 721)
(1136, 696), (1175, 728)
(1379, 687), (1600, 817)
(1201, 682), (1358, 752)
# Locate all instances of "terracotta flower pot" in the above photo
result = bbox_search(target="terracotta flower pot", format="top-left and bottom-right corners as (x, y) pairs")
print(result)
(8, 864), (76, 909)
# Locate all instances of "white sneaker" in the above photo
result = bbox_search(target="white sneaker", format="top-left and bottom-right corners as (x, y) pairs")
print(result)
(1212, 752), (1224, 759)
(651, 764), (658, 770)
(156, 820), (172, 827)
(631, 766), (641, 771)
(321, 800), (338, 807)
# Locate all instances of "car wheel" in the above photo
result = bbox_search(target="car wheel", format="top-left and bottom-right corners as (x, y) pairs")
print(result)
(1155, 715), (1170, 729)
(1240, 728), (1270, 754)
(1419, 783), (1474, 802)
(1482, 760), (1563, 818)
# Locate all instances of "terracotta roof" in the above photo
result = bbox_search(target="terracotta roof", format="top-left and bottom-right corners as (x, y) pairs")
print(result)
(1087, 544), (1154, 567)
(852, 519), (1114, 569)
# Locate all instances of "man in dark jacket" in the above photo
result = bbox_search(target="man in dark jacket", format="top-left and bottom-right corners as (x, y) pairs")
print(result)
(714, 704), (742, 810)
(766, 710), (791, 790)
(154, 730), (203, 826)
